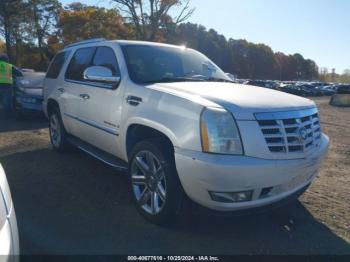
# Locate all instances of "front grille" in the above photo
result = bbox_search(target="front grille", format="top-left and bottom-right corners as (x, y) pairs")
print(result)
(256, 108), (321, 154)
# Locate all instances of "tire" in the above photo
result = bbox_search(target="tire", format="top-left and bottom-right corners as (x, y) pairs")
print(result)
(129, 138), (185, 225)
(49, 106), (70, 152)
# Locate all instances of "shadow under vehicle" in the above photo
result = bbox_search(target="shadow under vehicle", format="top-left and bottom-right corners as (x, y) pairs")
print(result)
(1, 143), (349, 255)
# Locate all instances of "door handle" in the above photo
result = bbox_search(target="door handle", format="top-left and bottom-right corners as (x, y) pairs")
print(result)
(58, 88), (65, 93)
(79, 94), (90, 100)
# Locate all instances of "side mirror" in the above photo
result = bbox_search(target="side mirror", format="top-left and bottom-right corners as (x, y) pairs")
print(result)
(83, 66), (120, 84)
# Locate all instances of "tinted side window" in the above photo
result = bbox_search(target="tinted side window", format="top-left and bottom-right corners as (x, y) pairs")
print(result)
(92, 47), (120, 77)
(65, 47), (96, 81)
(46, 51), (71, 79)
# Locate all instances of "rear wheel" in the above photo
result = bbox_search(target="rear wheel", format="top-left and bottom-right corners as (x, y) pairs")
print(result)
(49, 106), (70, 152)
(129, 139), (185, 225)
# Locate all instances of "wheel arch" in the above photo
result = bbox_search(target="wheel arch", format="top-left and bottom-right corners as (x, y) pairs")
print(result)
(125, 123), (177, 161)
(47, 98), (60, 117)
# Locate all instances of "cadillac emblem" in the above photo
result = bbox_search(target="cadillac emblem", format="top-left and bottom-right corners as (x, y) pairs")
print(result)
(298, 127), (308, 142)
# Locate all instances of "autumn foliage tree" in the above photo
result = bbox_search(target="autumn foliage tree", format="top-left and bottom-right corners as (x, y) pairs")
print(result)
(0, 40), (5, 53)
(0, 0), (26, 62)
(1, 1), (344, 82)
(58, 3), (133, 44)
(167, 23), (319, 80)
(27, 0), (61, 68)
(110, 0), (194, 41)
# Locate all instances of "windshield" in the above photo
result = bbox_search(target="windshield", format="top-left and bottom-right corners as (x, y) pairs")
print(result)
(121, 44), (231, 84)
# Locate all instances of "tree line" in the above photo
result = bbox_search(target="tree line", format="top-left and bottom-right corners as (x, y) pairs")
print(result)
(0, 0), (348, 82)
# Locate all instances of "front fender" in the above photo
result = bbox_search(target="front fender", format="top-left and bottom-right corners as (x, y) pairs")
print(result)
(120, 92), (205, 161)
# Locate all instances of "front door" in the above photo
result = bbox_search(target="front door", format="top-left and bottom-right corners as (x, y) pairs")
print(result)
(63, 46), (96, 138)
(67, 46), (124, 156)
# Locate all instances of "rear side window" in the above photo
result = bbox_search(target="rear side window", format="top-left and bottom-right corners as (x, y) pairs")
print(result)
(65, 47), (96, 81)
(46, 51), (71, 79)
(92, 47), (120, 77)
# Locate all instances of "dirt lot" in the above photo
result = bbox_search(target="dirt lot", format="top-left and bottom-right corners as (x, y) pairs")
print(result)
(0, 96), (349, 255)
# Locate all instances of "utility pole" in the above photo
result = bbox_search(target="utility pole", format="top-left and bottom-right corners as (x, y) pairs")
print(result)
(331, 68), (336, 83)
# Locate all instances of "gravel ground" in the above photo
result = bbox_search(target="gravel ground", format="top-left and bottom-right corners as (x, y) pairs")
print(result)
(300, 97), (350, 243)
(0, 96), (349, 255)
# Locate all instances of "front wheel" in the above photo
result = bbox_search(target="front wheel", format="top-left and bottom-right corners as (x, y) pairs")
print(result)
(129, 139), (185, 225)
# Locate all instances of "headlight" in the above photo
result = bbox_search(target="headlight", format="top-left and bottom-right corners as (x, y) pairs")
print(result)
(200, 107), (243, 155)
(18, 86), (26, 92)
(20, 79), (30, 85)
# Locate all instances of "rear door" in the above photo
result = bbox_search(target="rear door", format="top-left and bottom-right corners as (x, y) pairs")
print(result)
(44, 50), (77, 133)
(75, 46), (124, 156)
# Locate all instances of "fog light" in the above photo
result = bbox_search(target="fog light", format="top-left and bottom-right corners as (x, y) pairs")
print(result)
(209, 190), (253, 203)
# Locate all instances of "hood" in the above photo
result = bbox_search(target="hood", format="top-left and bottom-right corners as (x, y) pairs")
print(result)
(20, 87), (43, 97)
(149, 82), (315, 120)
(17, 72), (45, 97)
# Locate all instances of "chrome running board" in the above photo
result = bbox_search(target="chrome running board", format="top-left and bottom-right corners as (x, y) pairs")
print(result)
(67, 136), (128, 172)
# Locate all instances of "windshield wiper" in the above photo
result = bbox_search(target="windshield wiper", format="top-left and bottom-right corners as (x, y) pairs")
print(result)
(144, 76), (206, 84)
(184, 74), (234, 83)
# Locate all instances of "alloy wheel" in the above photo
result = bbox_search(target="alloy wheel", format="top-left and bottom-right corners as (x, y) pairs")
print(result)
(50, 114), (61, 147)
(131, 150), (167, 215)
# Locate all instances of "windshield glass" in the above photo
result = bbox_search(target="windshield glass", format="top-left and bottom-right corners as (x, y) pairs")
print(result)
(121, 44), (231, 84)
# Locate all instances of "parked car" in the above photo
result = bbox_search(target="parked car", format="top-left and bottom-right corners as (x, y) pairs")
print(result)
(13, 68), (45, 120)
(279, 85), (300, 96)
(297, 84), (323, 96)
(243, 80), (266, 87)
(0, 163), (19, 259)
(244, 80), (280, 90)
(43, 39), (329, 225)
(336, 84), (350, 94)
(279, 84), (312, 97)
(319, 86), (337, 96)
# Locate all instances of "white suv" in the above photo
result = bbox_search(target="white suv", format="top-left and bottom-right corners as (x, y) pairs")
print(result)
(43, 39), (329, 224)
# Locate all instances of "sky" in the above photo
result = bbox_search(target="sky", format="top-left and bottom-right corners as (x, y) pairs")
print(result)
(60, 0), (350, 73)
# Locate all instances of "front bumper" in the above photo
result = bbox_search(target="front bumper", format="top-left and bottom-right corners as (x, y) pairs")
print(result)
(15, 94), (43, 112)
(175, 134), (329, 211)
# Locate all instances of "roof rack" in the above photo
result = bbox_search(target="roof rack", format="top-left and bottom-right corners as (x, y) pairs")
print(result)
(64, 38), (106, 49)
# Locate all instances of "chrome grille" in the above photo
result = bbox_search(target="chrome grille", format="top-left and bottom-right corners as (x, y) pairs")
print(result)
(255, 108), (321, 154)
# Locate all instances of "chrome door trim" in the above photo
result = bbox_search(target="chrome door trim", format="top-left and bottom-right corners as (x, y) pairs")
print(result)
(64, 79), (115, 90)
(64, 113), (119, 136)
